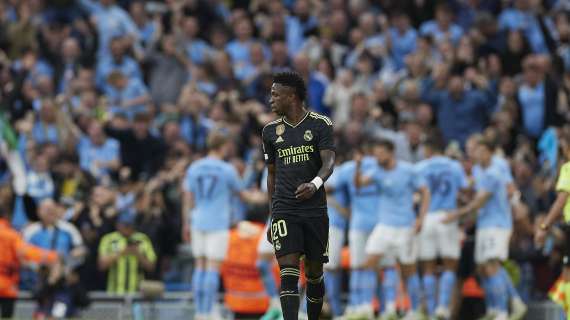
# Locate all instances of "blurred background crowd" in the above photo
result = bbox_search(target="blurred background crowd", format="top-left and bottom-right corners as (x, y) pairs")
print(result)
(1, 0), (570, 318)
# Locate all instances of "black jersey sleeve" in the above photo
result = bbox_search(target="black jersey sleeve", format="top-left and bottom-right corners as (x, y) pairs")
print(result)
(316, 116), (335, 151)
(262, 125), (276, 164)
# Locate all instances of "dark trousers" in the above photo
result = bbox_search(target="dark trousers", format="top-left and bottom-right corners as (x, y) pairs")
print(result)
(0, 298), (15, 318)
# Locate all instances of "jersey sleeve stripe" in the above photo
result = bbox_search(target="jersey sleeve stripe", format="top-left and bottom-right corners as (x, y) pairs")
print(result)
(309, 112), (333, 126)
(262, 118), (283, 131)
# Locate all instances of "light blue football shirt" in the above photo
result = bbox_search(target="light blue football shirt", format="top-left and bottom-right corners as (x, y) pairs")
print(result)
(325, 168), (349, 230)
(475, 165), (513, 229)
(472, 155), (514, 184)
(183, 157), (243, 231)
(335, 157), (382, 231)
(371, 161), (427, 227)
(416, 156), (468, 212)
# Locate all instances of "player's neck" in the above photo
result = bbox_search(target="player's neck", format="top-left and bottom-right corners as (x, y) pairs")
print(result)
(384, 158), (396, 170)
(283, 106), (308, 126)
(208, 151), (223, 159)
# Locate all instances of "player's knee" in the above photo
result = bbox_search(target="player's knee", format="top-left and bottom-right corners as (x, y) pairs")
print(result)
(306, 273), (325, 299)
(277, 253), (300, 267)
(280, 265), (300, 293)
(304, 259), (323, 278)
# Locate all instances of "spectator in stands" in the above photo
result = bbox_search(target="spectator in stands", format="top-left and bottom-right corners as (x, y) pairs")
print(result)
(79, 0), (139, 60)
(420, 2), (463, 45)
(104, 112), (166, 180)
(98, 209), (156, 295)
(77, 121), (120, 182)
(422, 65), (497, 147)
(22, 199), (86, 318)
(498, 0), (556, 54)
(178, 15), (212, 66)
(516, 55), (561, 140)
(294, 53), (328, 115)
(145, 34), (189, 106)
(104, 70), (150, 121)
(26, 153), (55, 204)
(96, 36), (142, 90)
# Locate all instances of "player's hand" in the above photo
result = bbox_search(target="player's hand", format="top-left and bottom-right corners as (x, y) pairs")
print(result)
(295, 183), (317, 200)
(414, 218), (423, 234)
(534, 228), (548, 247)
(442, 212), (459, 224)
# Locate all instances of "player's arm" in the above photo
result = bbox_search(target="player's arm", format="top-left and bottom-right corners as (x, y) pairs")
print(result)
(354, 154), (374, 188)
(328, 196), (350, 218)
(415, 186), (431, 232)
(181, 187), (194, 243)
(535, 164), (570, 246)
(295, 149), (335, 200)
(443, 190), (491, 223)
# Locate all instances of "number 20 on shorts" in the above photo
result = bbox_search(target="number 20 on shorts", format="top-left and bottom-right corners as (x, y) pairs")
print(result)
(272, 220), (288, 240)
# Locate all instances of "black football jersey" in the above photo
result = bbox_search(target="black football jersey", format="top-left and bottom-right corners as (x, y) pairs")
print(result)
(262, 111), (335, 217)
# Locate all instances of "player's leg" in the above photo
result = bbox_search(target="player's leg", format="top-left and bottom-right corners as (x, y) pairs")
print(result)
(437, 258), (459, 320)
(492, 228), (526, 320)
(277, 253), (303, 320)
(365, 224), (391, 318)
(484, 260), (509, 320)
(302, 215), (329, 320)
(475, 229), (495, 319)
(347, 229), (361, 314)
(191, 230), (207, 319)
(435, 216), (461, 320)
(421, 260), (438, 317)
(272, 215), (305, 320)
(324, 225), (345, 319)
(304, 258), (325, 320)
(379, 262), (399, 319)
(203, 230), (230, 318)
(475, 228), (509, 320)
(347, 229), (376, 317)
(418, 214), (438, 318)
(397, 228), (422, 319)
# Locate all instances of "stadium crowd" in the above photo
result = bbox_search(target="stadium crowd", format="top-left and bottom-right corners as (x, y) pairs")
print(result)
(0, 0), (570, 319)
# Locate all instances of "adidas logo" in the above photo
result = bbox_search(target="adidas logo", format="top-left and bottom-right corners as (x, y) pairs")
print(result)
(276, 136), (284, 143)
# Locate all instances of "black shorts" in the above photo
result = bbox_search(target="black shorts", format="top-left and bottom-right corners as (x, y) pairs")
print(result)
(267, 213), (329, 263)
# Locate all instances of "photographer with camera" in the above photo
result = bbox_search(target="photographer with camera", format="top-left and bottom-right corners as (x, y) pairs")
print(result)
(98, 209), (156, 294)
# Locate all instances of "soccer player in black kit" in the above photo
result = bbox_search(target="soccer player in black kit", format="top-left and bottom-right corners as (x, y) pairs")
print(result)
(262, 71), (335, 320)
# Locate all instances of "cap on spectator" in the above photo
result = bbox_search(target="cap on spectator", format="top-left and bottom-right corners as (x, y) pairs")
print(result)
(117, 208), (137, 226)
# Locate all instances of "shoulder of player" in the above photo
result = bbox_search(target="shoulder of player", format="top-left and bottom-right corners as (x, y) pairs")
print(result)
(397, 160), (414, 170)
(262, 118), (283, 133)
(308, 111), (333, 126)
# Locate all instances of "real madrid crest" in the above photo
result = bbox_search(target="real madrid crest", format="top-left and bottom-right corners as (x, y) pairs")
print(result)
(276, 124), (285, 136)
(304, 130), (313, 141)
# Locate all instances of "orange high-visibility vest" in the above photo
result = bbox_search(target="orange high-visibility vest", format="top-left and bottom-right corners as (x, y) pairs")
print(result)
(222, 224), (270, 314)
(0, 218), (57, 298)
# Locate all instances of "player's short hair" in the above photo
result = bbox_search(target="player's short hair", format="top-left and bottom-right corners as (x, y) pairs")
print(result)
(424, 133), (445, 152)
(372, 138), (395, 152)
(207, 131), (230, 151)
(477, 138), (495, 152)
(273, 71), (306, 102)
